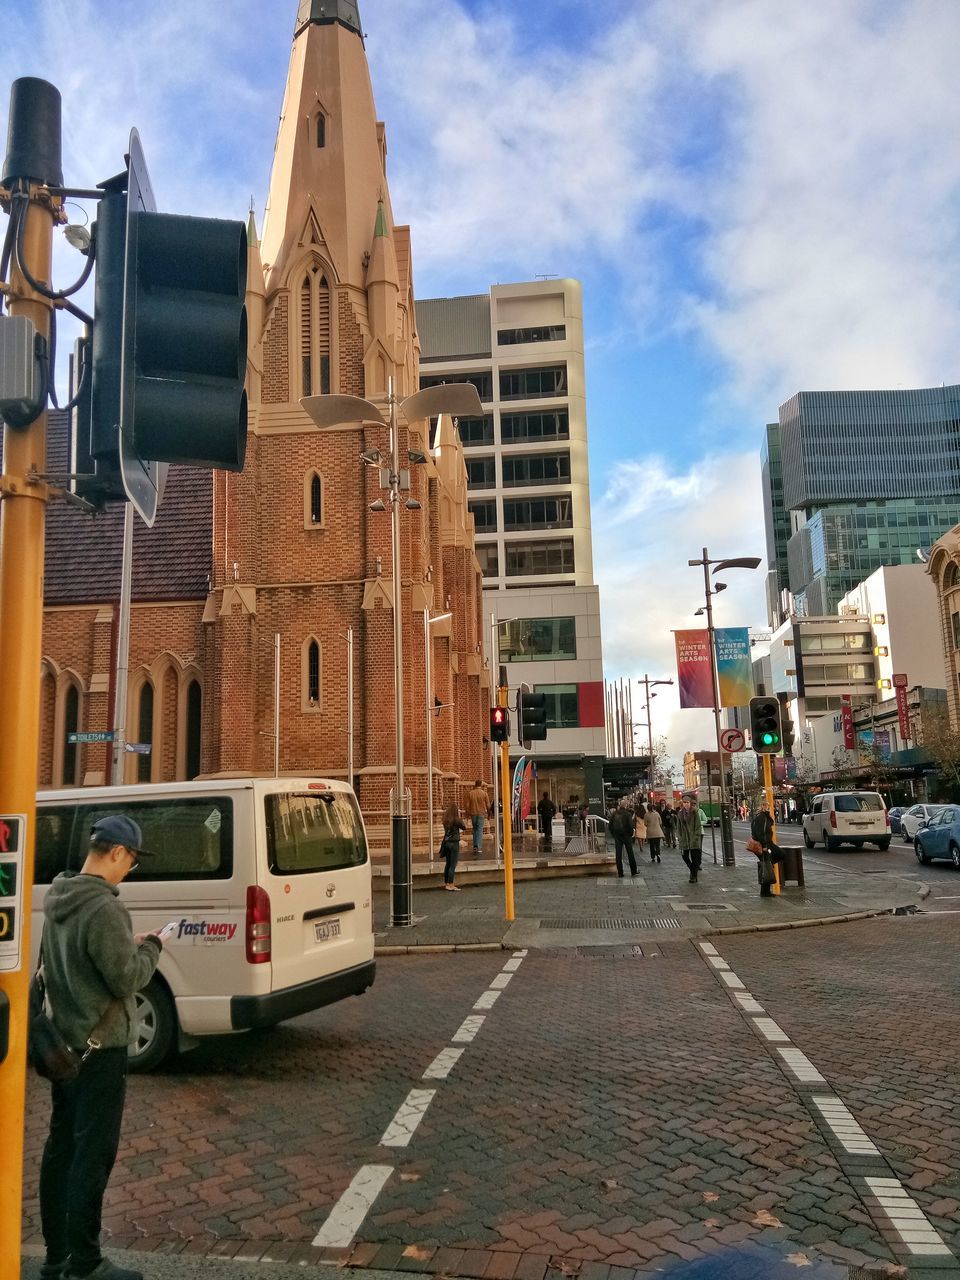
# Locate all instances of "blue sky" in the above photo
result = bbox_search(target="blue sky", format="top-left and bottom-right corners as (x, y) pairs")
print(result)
(5, 0), (960, 764)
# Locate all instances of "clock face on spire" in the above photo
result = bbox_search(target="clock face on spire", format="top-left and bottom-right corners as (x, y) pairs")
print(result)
(295, 0), (361, 38)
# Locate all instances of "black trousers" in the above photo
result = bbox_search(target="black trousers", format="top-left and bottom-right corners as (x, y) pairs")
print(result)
(614, 835), (637, 877)
(648, 837), (662, 859)
(39, 1045), (128, 1275)
(681, 847), (703, 874)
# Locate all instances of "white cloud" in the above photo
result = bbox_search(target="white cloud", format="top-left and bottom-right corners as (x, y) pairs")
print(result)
(593, 449), (766, 769)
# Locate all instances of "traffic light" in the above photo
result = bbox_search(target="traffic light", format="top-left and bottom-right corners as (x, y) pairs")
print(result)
(82, 129), (248, 525)
(518, 689), (547, 744)
(777, 692), (795, 756)
(750, 695), (782, 754)
(490, 705), (510, 743)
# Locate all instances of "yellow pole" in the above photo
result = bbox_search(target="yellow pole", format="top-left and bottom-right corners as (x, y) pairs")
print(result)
(762, 752), (781, 895)
(0, 181), (56, 1279)
(499, 684), (514, 922)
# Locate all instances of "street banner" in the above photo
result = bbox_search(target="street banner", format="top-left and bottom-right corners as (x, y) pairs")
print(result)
(511, 756), (526, 831)
(714, 627), (753, 708)
(874, 728), (892, 760)
(511, 756), (536, 830)
(675, 630), (713, 708)
(896, 684), (910, 741)
(840, 694), (855, 749)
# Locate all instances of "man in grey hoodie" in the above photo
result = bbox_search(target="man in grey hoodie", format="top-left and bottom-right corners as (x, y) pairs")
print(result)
(38, 815), (164, 1280)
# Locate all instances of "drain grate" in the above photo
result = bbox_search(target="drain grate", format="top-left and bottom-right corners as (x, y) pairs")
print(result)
(538, 917), (681, 930)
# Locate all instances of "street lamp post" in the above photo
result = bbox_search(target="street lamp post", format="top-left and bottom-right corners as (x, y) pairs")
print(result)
(301, 380), (483, 928)
(687, 549), (761, 867)
(637, 675), (673, 790)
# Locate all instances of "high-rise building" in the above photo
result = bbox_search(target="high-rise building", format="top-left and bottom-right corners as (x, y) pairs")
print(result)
(763, 384), (960, 624)
(416, 282), (607, 809)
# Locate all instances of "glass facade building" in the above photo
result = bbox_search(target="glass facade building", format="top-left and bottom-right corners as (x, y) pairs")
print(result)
(763, 385), (960, 622)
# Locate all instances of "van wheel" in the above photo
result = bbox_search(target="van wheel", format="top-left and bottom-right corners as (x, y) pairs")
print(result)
(825, 836), (840, 851)
(876, 839), (890, 851)
(803, 829), (814, 849)
(129, 979), (177, 1073)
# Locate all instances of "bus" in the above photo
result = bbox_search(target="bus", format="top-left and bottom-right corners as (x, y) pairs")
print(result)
(695, 786), (722, 826)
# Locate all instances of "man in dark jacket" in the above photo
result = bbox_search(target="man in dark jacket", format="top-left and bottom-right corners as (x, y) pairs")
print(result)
(38, 815), (164, 1280)
(609, 803), (638, 878)
(537, 792), (557, 846)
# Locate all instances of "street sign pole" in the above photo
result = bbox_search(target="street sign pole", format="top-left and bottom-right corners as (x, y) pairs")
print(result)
(0, 76), (61, 1278)
(499, 676), (515, 922)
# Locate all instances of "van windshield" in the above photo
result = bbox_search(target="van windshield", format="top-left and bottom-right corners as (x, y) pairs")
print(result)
(266, 792), (367, 874)
(834, 794), (883, 812)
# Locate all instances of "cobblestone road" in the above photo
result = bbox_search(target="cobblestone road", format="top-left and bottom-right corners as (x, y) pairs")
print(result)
(21, 913), (960, 1279)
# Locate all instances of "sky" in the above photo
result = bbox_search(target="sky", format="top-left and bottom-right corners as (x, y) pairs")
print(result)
(4, 0), (960, 771)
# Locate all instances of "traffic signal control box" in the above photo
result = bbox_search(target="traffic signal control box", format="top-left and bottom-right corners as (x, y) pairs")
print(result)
(490, 705), (510, 743)
(749, 695), (782, 754)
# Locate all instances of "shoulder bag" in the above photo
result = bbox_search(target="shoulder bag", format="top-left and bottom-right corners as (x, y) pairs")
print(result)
(28, 942), (119, 1084)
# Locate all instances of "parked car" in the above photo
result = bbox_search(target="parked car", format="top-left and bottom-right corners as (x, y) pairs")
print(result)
(802, 790), (890, 851)
(914, 805), (960, 869)
(900, 804), (945, 844)
(887, 806), (906, 835)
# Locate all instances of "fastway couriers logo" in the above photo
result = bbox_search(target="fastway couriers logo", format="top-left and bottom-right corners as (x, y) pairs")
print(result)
(176, 919), (238, 942)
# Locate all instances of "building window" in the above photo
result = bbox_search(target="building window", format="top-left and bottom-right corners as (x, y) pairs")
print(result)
(500, 617), (576, 662)
(308, 642), (320, 704)
(304, 471), (324, 528)
(952, 610), (960, 650)
(502, 452), (571, 488)
(476, 544), (499, 578)
(535, 683), (579, 729)
(62, 682), (80, 787)
(465, 456), (496, 489)
(421, 371), (492, 401)
(499, 365), (567, 401)
(468, 500), (497, 532)
(948, 562), (960, 590)
(497, 325), (566, 346)
(316, 113), (326, 148)
(456, 416), (494, 447)
(185, 680), (202, 780)
(501, 410), (569, 443)
(505, 538), (575, 577)
(302, 637), (322, 711)
(503, 496), (572, 531)
(137, 682), (154, 783)
(300, 266), (332, 398)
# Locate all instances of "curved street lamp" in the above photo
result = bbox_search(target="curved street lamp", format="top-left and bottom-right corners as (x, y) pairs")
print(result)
(301, 379), (483, 927)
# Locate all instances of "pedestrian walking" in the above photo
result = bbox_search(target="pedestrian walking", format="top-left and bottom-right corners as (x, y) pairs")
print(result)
(633, 802), (647, 858)
(537, 791), (557, 846)
(662, 805), (676, 848)
(644, 803), (663, 862)
(609, 803), (638, 878)
(38, 815), (165, 1280)
(440, 802), (465, 890)
(676, 794), (704, 884)
(464, 780), (490, 855)
(749, 800), (782, 898)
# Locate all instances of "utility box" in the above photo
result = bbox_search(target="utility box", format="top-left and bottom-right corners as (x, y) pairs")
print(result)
(551, 817), (566, 847)
(0, 314), (39, 419)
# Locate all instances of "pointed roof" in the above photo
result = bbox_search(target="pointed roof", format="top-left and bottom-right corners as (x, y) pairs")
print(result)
(295, 0), (362, 39)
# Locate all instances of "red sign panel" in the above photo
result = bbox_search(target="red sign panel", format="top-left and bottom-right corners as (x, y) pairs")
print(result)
(840, 694), (855, 749)
(896, 685), (910, 742)
(892, 672), (908, 689)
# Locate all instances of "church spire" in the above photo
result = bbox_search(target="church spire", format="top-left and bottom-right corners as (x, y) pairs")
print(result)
(294, 0), (362, 40)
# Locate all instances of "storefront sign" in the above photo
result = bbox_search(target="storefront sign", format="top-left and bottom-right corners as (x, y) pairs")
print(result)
(895, 679), (910, 742)
(840, 694), (855, 749)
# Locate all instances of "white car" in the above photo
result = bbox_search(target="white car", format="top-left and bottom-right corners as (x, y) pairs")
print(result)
(900, 804), (945, 844)
(802, 790), (890, 851)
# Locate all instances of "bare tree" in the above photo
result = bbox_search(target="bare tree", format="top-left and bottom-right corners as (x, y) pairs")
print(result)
(918, 707), (960, 792)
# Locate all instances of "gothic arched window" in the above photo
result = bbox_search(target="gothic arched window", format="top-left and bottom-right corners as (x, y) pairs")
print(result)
(299, 265), (332, 398)
(137, 682), (154, 783)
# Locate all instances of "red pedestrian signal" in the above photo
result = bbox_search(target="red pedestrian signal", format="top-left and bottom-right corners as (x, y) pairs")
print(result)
(490, 706), (510, 743)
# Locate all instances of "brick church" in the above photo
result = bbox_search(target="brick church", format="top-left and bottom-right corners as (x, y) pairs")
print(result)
(36, 0), (491, 851)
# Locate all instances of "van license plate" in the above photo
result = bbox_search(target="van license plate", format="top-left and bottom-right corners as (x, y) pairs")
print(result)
(314, 918), (341, 942)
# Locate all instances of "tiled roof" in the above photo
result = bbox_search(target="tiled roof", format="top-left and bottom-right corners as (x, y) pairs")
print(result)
(1, 412), (212, 604)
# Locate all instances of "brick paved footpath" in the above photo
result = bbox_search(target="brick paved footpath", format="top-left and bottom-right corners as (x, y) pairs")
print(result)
(21, 906), (959, 1279)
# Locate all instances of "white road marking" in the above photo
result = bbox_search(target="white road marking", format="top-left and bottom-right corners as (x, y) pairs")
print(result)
(380, 1089), (436, 1147)
(512, 949), (528, 956)
(312, 1164), (393, 1247)
(752, 1017), (790, 1043)
(490, 971), (513, 989)
(453, 1014), (485, 1042)
(718, 970), (745, 990)
(707, 956), (730, 970)
(422, 1047), (464, 1080)
(812, 1094), (880, 1155)
(733, 992), (765, 1014)
(698, 941), (719, 955)
(865, 1177), (952, 1255)
(503, 957), (523, 971)
(776, 1047), (826, 1083)
(474, 988), (501, 1010)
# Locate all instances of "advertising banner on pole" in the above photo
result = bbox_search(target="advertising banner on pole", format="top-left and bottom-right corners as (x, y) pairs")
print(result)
(895, 685), (910, 741)
(714, 627), (753, 708)
(840, 694), (855, 749)
(511, 756), (537, 830)
(675, 630), (713, 708)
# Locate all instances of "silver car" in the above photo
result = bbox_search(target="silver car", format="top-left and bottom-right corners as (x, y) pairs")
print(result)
(901, 803), (945, 843)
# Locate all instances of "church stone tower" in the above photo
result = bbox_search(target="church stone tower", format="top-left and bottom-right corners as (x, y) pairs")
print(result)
(202, 1), (489, 849)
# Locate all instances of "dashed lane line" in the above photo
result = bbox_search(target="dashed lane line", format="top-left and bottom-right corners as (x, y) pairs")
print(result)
(311, 1164), (394, 1247)
(422, 1047), (464, 1080)
(453, 1014), (486, 1042)
(474, 988), (501, 1010)
(380, 1088), (436, 1147)
(865, 1177), (953, 1256)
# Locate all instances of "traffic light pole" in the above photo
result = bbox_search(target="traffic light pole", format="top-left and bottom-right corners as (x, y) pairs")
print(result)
(700, 549), (736, 867)
(0, 85), (60, 1278)
(499, 679), (515, 922)
(762, 752), (781, 895)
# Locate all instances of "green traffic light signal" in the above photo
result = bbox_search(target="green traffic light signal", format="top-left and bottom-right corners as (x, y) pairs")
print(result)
(749, 695), (783, 755)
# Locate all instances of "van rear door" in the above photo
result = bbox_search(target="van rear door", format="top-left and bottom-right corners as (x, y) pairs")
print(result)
(834, 793), (886, 838)
(261, 786), (373, 994)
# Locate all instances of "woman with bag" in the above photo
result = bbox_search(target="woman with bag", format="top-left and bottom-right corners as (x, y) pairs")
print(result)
(749, 800), (782, 897)
(643, 803), (663, 863)
(440, 802), (466, 891)
(633, 802), (647, 859)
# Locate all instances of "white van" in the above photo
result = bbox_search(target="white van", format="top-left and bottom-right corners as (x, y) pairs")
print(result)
(33, 777), (375, 1070)
(802, 790), (890, 851)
